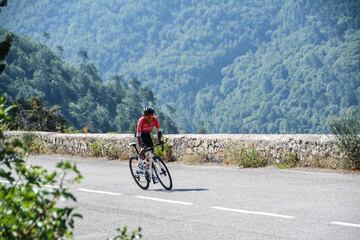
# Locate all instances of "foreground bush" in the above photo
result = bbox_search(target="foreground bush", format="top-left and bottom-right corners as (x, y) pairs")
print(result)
(1, 96), (142, 239)
(113, 226), (142, 240)
(0, 97), (82, 239)
(330, 112), (360, 170)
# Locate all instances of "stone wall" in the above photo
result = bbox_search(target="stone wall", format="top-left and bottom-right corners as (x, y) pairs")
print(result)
(4, 131), (341, 168)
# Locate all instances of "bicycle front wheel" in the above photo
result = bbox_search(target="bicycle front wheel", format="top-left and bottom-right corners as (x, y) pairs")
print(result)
(129, 157), (149, 190)
(153, 157), (172, 190)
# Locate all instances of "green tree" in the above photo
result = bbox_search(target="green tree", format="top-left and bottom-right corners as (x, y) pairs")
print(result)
(0, 33), (12, 74)
(9, 97), (69, 132)
(0, 29), (177, 133)
(0, 96), (83, 239)
(2, 0), (359, 133)
(42, 31), (50, 41)
(56, 45), (65, 60)
(77, 49), (90, 64)
(1, 97), (143, 239)
(0, 0), (7, 11)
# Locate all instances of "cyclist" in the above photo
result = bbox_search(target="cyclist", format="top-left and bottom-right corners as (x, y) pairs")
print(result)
(136, 107), (163, 166)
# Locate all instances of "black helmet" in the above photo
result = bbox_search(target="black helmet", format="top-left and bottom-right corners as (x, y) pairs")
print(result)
(143, 107), (155, 115)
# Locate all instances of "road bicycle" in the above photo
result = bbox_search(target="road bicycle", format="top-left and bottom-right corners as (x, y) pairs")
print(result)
(128, 142), (173, 190)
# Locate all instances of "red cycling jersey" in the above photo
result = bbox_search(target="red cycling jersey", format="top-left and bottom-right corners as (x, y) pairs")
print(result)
(136, 115), (160, 136)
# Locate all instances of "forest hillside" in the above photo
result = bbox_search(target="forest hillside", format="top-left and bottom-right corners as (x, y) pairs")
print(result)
(0, 29), (178, 133)
(1, 0), (359, 133)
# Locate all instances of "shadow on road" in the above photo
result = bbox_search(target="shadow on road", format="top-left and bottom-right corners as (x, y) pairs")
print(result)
(150, 188), (209, 192)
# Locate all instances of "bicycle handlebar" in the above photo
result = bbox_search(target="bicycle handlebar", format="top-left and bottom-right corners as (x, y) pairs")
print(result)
(144, 141), (165, 152)
(128, 140), (167, 154)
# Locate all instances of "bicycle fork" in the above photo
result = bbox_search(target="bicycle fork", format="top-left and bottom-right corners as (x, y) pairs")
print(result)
(147, 151), (158, 184)
(148, 152), (154, 181)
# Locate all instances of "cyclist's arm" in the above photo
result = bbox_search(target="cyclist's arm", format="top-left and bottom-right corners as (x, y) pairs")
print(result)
(154, 117), (162, 143)
(136, 119), (145, 147)
(136, 135), (143, 148)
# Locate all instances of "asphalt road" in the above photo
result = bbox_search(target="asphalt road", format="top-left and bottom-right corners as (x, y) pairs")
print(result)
(26, 155), (360, 240)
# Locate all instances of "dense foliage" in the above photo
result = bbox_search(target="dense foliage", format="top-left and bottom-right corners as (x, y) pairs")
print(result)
(0, 32), (11, 74)
(330, 111), (360, 169)
(0, 97), (83, 239)
(9, 97), (69, 132)
(0, 97), (143, 239)
(207, 2), (360, 133)
(0, 0), (359, 133)
(0, 30), (178, 133)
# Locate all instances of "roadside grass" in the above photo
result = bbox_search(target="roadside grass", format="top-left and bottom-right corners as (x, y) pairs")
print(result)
(330, 112), (360, 170)
(181, 152), (207, 164)
(89, 139), (105, 157)
(276, 152), (299, 169)
(89, 139), (129, 160)
(154, 141), (173, 162)
(103, 145), (128, 160)
(223, 145), (267, 168)
(22, 132), (49, 154)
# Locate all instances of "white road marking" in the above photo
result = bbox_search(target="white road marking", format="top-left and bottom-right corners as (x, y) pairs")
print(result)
(211, 206), (295, 219)
(2, 180), (61, 189)
(77, 188), (123, 196)
(76, 232), (109, 239)
(44, 184), (60, 189)
(2, 180), (57, 187)
(331, 221), (360, 228)
(280, 170), (340, 176)
(136, 195), (193, 205)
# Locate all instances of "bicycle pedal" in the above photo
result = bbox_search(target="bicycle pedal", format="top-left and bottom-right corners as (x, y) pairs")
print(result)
(145, 171), (151, 182)
(152, 176), (159, 184)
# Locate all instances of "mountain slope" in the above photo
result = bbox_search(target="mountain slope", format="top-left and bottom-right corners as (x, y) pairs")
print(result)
(1, 0), (359, 133)
(0, 29), (178, 133)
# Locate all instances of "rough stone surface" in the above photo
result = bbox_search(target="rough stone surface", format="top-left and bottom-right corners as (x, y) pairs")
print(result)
(4, 131), (341, 168)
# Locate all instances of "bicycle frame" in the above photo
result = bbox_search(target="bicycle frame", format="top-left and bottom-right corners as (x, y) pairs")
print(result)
(146, 150), (155, 180)
(129, 142), (162, 179)
(128, 141), (173, 190)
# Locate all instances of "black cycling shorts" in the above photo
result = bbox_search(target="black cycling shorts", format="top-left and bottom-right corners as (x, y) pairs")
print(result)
(140, 133), (153, 148)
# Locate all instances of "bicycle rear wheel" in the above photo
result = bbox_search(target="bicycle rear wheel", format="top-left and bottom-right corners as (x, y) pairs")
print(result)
(153, 157), (172, 190)
(129, 157), (149, 190)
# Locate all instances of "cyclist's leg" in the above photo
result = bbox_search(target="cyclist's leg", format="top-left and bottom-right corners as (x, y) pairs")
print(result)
(141, 133), (153, 148)
(139, 133), (150, 160)
(138, 133), (153, 165)
(142, 133), (159, 182)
